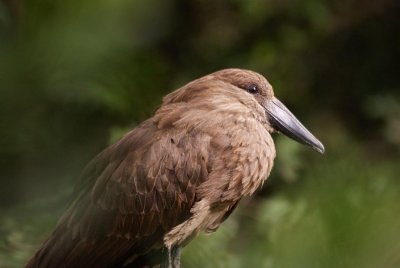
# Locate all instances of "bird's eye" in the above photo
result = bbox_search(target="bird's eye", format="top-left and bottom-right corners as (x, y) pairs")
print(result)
(246, 84), (258, 94)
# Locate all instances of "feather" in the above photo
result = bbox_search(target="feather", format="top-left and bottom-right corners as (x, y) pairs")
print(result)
(25, 69), (289, 268)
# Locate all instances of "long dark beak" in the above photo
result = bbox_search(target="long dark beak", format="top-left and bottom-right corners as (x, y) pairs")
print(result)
(265, 97), (325, 154)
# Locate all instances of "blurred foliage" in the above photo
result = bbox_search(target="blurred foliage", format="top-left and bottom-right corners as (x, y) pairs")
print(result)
(0, 0), (399, 267)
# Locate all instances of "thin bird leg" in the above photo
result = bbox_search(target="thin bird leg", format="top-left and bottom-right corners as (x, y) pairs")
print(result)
(171, 246), (181, 268)
(161, 246), (181, 268)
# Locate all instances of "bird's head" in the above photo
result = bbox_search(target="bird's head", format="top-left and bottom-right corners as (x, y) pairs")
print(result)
(163, 68), (324, 154)
(213, 68), (324, 154)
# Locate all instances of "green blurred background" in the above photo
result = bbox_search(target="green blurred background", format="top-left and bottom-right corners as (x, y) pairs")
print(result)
(1, 0), (399, 267)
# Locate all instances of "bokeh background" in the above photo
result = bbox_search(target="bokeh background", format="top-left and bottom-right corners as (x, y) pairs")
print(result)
(1, 0), (400, 267)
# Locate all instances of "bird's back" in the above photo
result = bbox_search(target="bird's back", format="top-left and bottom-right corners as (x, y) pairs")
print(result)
(26, 117), (213, 267)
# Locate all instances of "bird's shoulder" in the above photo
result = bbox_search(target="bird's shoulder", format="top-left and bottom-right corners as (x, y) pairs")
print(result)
(73, 118), (214, 231)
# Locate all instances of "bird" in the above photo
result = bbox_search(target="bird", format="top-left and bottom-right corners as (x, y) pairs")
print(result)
(25, 68), (324, 268)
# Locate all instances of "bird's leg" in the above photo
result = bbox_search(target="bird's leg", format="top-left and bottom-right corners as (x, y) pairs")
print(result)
(160, 247), (170, 268)
(162, 200), (210, 268)
(171, 246), (181, 267)
(161, 246), (181, 268)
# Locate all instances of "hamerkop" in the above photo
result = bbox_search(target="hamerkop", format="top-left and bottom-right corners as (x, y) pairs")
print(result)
(26, 69), (324, 268)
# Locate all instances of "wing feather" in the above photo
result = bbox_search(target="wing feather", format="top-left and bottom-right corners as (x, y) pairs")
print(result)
(27, 119), (211, 268)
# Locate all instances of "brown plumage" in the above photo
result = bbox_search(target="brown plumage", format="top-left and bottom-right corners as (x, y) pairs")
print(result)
(26, 69), (324, 268)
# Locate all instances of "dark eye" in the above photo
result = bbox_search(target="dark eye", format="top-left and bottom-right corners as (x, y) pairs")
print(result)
(246, 84), (258, 94)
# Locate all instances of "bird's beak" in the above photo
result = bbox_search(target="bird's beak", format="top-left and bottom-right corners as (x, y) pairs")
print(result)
(264, 97), (325, 154)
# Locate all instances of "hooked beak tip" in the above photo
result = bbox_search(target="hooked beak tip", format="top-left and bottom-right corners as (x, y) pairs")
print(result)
(314, 141), (325, 154)
(265, 97), (325, 155)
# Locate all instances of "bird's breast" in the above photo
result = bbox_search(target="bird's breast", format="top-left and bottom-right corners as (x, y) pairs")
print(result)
(225, 115), (276, 197)
(196, 113), (276, 204)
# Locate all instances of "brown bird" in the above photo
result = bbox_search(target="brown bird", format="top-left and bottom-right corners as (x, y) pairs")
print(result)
(26, 69), (324, 268)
